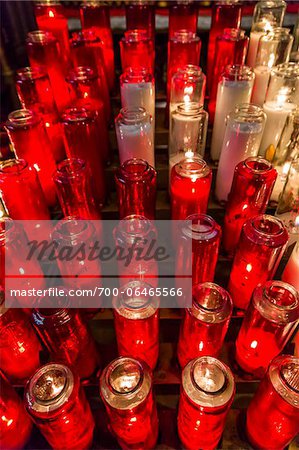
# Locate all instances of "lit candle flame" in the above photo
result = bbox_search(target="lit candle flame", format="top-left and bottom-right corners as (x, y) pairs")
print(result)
(183, 85), (193, 105)
(48, 10), (55, 18)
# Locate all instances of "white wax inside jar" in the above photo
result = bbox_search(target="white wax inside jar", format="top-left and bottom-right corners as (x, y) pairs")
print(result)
(282, 245), (299, 290)
(169, 113), (206, 159)
(270, 163), (290, 202)
(121, 82), (155, 125)
(210, 80), (253, 161)
(251, 66), (271, 105)
(116, 121), (155, 167)
(215, 121), (262, 202)
(259, 102), (296, 157)
(247, 31), (265, 67)
(276, 211), (299, 246)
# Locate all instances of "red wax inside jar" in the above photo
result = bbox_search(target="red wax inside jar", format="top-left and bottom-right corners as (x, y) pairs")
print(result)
(126, 3), (155, 41)
(120, 29), (155, 75)
(170, 157), (212, 220)
(169, 1), (198, 38)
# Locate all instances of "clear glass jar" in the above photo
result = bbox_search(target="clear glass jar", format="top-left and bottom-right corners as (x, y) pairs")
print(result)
(282, 241), (299, 290)
(115, 107), (154, 167)
(100, 356), (159, 449)
(251, 0), (286, 32)
(215, 104), (266, 203)
(169, 1), (198, 38)
(120, 29), (155, 75)
(235, 281), (299, 377)
(126, 1), (155, 41)
(178, 356), (235, 449)
(170, 65), (205, 116)
(177, 283), (232, 367)
(24, 363), (95, 450)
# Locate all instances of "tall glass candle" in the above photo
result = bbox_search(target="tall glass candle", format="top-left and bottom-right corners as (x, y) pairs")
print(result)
(170, 65), (205, 116)
(120, 29), (155, 75)
(178, 356), (235, 449)
(5, 110), (57, 208)
(246, 355), (299, 450)
(170, 157), (212, 220)
(115, 107), (154, 167)
(215, 104), (266, 203)
(25, 363), (95, 450)
(126, 1), (155, 41)
(207, 1), (242, 93)
(208, 29), (249, 122)
(0, 307), (42, 385)
(223, 157), (277, 256)
(177, 283), (232, 368)
(53, 158), (102, 219)
(113, 280), (159, 369)
(210, 65), (254, 161)
(0, 377), (32, 450)
(235, 281), (299, 377)
(26, 30), (70, 113)
(228, 214), (288, 310)
(115, 159), (156, 219)
(61, 106), (106, 205)
(15, 66), (65, 163)
(282, 241), (299, 290)
(100, 356), (159, 449)
(169, 0), (198, 38)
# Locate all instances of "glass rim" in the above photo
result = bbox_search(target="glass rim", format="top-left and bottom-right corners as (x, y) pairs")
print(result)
(66, 66), (98, 84)
(262, 280), (299, 311)
(271, 62), (299, 79)
(16, 66), (48, 82)
(119, 158), (152, 177)
(121, 66), (153, 82)
(176, 102), (204, 116)
(61, 106), (96, 124)
(174, 156), (210, 178)
(123, 28), (150, 42)
(54, 158), (87, 181)
(222, 65), (254, 81)
(7, 109), (40, 128)
(0, 158), (28, 175)
(222, 27), (246, 40)
(191, 282), (233, 318)
(243, 156), (274, 174)
(251, 214), (286, 237)
(27, 30), (57, 45)
(190, 356), (229, 396)
(105, 356), (144, 396)
(171, 29), (200, 43)
(118, 107), (150, 124)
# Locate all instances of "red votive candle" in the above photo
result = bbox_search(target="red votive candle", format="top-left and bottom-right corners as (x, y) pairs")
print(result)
(177, 283), (232, 368)
(170, 157), (212, 220)
(246, 355), (299, 450)
(26, 30), (70, 113)
(80, 1), (115, 90)
(169, 1), (198, 38)
(15, 66), (65, 163)
(207, 1), (242, 93)
(223, 157), (277, 257)
(178, 356), (235, 449)
(115, 158), (157, 219)
(120, 29), (155, 75)
(235, 281), (299, 378)
(5, 110), (56, 208)
(0, 306), (42, 385)
(61, 106), (107, 204)
(100, 356), (159, 449)
(113, 280), (159, 369)
(0, 377), (32, 450)
(228, 214), (288, 310)
(53, 158), (101, 219)
(126, 1), (155, 42)
(25, 363), (95, 450)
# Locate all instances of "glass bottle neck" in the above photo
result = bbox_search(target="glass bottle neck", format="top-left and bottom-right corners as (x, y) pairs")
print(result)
(269, 355), (299, 408)
(0, 159), (29, 177)
(174, 156), (210, 180)
(118, 107), (150, 125)
(190, 282), (232, 323)
(6, 110), (40, 130)
(118, 159), (153, 181)
(113, 281), (159, 319)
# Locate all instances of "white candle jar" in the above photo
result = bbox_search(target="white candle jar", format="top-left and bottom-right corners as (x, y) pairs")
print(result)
(210, 65), (255, 162)
(170, 65), (206, 116)
(215, 104), (266, 203)
(115, 107), (154, 167)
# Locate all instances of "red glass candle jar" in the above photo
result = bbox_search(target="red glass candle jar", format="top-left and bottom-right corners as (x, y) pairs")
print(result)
(223, 157), (277, 257)
(207, 1), (242, 93)
(177, 283), (232, 368)
(235, 281), (299, 378)
(5, 110), (57, 208)
(170, 157), (212, 220)
(120, 29), (155, 75)
(126, 2), (155, 42)
(53, 158), (101, 219)
(100, 356), (159, 449)
(0, 376), (32, 450)
(26, 31), (70, 113)
(246, 355), (299, 450)
(0, 128), (15, 162)
(61, 107), (106, 205)
(178, 356), (235, 449)
(167, 30), (201, 100)
(169, 1), (198, 38)
(15, 66), (65, 163)
(113, 280), (159, 369)
(228, 214), (288, 310)
(0, 306), (42, 385)
(208, 28), (249, 121)
(25, 363), (95, 450)
(115, 159), (156, 219)
(80, 1), (115, 90)
(31, 300), (99, 379)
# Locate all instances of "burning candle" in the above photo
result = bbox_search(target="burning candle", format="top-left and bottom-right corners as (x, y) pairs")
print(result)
(178, 356), (235, 449)
(235, 281), (299, 378)
(113, 280), (159, 369)
(282, 242), (299, 290)
(120, 29), (155, 75)
(169, 0), (198, 38)
(170, 65), (205, 116)
(115, 107), (154, 167)
(170, 157), (212, 220)
(126, 1), (155, 41)
(115, 159), (157, 219)
(177, 283), (232, 368)
(228, 214), (288, 310)
(100, 357), (159, 449)
(223, 157), (277, 257)
(210, 65), (254, 161)
(246, 355), (299, 450)
(215, 104), (266, 203)
(25, 363), (95, 450)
